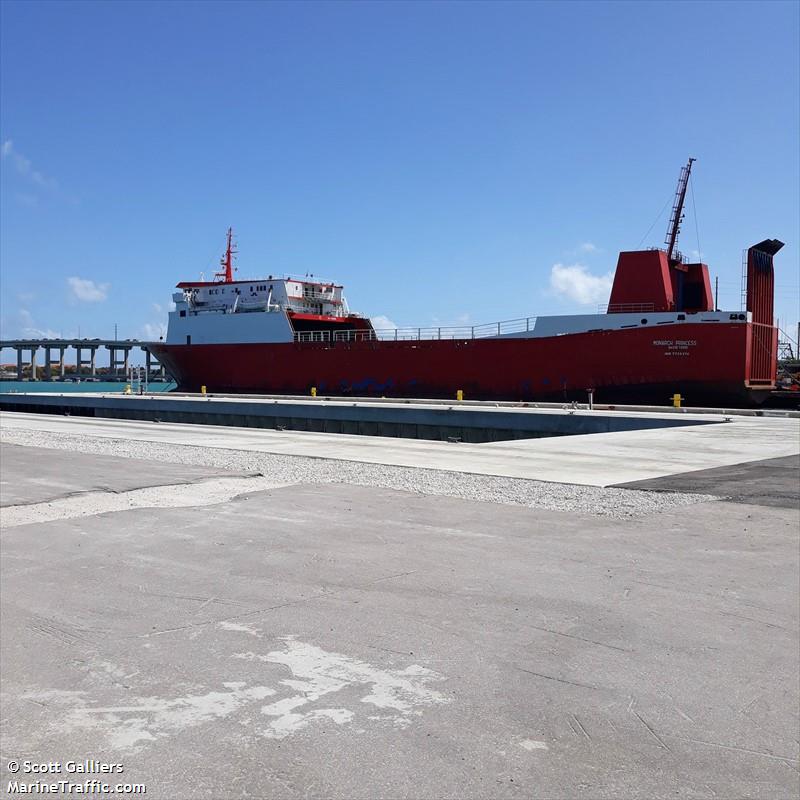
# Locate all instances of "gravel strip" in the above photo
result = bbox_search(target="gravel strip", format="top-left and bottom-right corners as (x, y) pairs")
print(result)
(0, 428), (719, 518)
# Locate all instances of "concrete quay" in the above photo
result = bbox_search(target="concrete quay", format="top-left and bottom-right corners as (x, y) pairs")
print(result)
(0, 391), (726, 444)
(1, 399), (798, 485)
(0, 412), (798, 799)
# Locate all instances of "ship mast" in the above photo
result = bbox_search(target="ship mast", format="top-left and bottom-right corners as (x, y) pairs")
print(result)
(664, 157), (695, 265)
(215, 227), (236, 283)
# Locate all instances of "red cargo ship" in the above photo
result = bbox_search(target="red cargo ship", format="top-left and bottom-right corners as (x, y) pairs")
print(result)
(149, 160), (782, 406)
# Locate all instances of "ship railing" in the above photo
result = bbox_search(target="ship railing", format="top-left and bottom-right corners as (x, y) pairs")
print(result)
(302, 291), (341, 302)
(598, 302), (657, 314)
(293, 316), (538, 343)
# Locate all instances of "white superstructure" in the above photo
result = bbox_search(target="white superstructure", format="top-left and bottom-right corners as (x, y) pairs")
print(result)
(173, 276), (345, 317)
(166, 277), (351, 345)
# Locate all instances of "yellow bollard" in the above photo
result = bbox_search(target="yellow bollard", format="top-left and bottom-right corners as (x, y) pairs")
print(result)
(311, 386), (317, 397)
(201, 385), (207, 395)
(123, 384), (131, 395)
(672, 393), (682, 408)
(456, 389), (464, 402)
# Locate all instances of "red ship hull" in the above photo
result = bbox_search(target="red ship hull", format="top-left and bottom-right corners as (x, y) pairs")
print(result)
(150, 322), (776, 407)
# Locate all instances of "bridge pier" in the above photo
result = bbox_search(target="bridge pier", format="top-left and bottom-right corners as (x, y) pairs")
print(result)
(3, 339), (157, 382)
(143, 347), (166, 380)
(106, 345), (132, 378)
(44, 347), (66, 380)
(75, 346), (98, 377)
(14, 346), (39, 380)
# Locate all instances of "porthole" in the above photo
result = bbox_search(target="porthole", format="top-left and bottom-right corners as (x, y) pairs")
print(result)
(640, 318), (648, 324)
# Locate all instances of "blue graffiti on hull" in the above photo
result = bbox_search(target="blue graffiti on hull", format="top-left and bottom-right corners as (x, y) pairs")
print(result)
(340, 377), (397, 393)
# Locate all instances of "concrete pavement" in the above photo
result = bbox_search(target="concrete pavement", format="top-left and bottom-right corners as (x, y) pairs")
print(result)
(1, 444), (798, 798)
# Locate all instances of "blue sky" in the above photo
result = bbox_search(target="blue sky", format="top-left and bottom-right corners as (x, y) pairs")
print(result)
(1, 0), (798, 353)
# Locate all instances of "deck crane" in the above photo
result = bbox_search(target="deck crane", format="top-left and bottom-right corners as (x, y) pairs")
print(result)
(664, 157), (695, 265)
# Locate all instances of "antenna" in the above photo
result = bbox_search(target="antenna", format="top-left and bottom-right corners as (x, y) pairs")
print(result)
(664, 158), (695, 264)
(215, 227), (236, 282)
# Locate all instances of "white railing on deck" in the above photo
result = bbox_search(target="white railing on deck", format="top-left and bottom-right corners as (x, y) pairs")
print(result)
(293, 316), (537, 343)
(302, 291), (341, 303)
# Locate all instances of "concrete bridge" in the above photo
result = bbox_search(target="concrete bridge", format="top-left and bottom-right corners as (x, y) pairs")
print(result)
(0, 339), (167, 381)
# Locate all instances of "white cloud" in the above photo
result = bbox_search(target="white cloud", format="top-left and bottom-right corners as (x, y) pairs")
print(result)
(549, 263), (614, 305)
(141, 322), (167, 341)
(429, 313), (471, 326)
(140, 300), (173, 340)
(1, 139), (58, 191)
(578, 242), (598, 253)
(18, 309), (60, 339)
(67, 277), (110, 303)
(371, 314), (398, 330)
